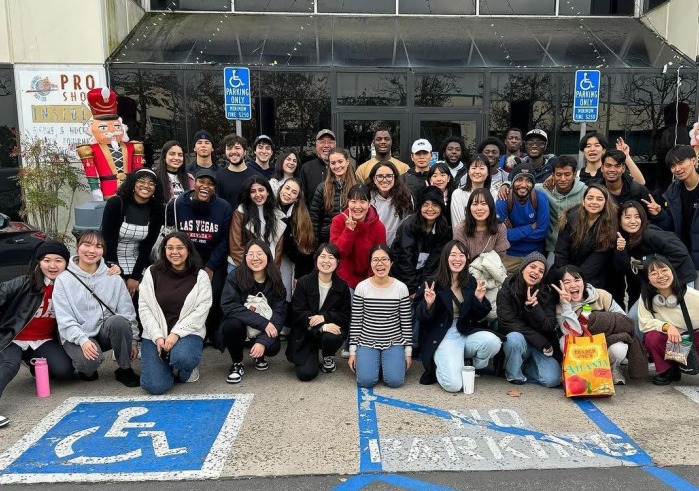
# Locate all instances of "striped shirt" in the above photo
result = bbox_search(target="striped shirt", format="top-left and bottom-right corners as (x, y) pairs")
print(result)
(349, 277), (412, 356)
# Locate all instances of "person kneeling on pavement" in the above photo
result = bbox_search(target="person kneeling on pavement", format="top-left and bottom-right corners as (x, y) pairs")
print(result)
(53, 232), (141, 387)
(138, 232), (212, 394)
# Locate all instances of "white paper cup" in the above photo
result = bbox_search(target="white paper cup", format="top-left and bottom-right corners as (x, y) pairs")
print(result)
(462, 366), (475, 394)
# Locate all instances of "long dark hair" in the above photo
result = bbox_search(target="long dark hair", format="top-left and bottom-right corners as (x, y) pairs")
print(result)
(618, 200), (648, 250)
(463, 188), (499, 237)
(238, 176), (279, 244)
(272, 151), (300, 180)
(233, 239), (285, 298)
(156, 140), (191, 198)
(567, 184), (617, 252)
(29, 254), (68, 292)
(324, 148), (357, 212)
(117, 168), (167, 206)
(428, 161), (457, 196)
(278, 178), (316, 254)
(461, 154), (493, 192)
(153, 231), (202, 274)
(432, 240), (470, 289)
(366, 161), (413, 219)
(640, 254), (685, 315)
(410, 199), (450, 240)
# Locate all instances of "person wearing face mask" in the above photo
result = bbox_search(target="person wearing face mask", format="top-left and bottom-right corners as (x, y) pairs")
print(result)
(367, 161), (414, 246)
(300, 129), (337, 208)
(155, 141), (193, 200)
(497, 252), (561, 387)
(167, 168), (232, 346)
(310, 148), (358, 245)
(216, 134), (258, 212)
(269, 151), (300, 195)
(248, 135), (276, 180)
(286, 243), (351, 381)
(552, 265), (647, 386)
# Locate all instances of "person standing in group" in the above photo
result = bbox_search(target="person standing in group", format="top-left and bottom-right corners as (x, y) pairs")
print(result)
(300, 129), (336, 208)
(310, 148), (358, 245)
(186, 130), (218, 176)
(102, 168), (166, 297)
(403, 139), (432, 200)
(478, 137), (510, 197)
(428, 162), (457, 225)
(415, 240), (501, 389)
(167, 168), (232, 347)
(286, 243), (351, 381)
(229, 176), (286, 270)
(216, 134), (258, 212)
(269, 151), (300, 195)
(553, 184), (618, 294)
(248, 135), (275, 180)
(155, 141), (193, 200)
(367, 161), (413, 246)
(578, 132), (645, 186)
(139, 232), (212, 394)
(535, 156), (586, 263)
(355, 127), (409, 183)
(53, 232), (141, 387)
(438, 136), (468, 186)
(600, 149), (655, 214)
(638, 255), (699, 385)
(0, 241), (76, 427)
(497, 252), (561, 387)
(348, 245), (412, 388)
(499, 127), (524, 172)
(220, 240), (287, 384)
(450, 154), (498, 227)
(517, 130), (556, 183)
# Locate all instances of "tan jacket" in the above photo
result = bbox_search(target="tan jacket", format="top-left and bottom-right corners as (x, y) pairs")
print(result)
(229, 206), (286, 267)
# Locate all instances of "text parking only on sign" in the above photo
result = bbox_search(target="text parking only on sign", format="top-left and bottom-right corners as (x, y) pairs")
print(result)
(573, 70), (600, 123)
(0, 394), (253, 483)
(224, 67), (252, 120)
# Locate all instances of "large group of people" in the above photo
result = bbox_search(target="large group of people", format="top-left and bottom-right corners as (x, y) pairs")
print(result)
(2, 126), (699, 428)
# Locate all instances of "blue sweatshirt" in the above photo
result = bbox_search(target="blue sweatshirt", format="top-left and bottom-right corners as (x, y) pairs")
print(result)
(495, 189), (549, 257)
(166, 190), (232, 270)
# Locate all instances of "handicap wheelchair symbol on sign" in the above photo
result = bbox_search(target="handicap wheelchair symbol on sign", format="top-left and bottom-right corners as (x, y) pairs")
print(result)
(0, 394), (252, 483)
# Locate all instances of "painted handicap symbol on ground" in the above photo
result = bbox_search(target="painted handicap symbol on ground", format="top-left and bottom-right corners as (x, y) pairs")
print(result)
(0, 394), (252, 483)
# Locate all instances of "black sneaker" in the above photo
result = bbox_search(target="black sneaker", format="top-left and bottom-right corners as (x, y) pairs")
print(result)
(652, 366), (682, 385)
(227, 363), (244, 384)
(254, 357), (269, 371)
(321, 356), (336, 373)
(79, 371), (99, 382)
(114, 367), (140, 388)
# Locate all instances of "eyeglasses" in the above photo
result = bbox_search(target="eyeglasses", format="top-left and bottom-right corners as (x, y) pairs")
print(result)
(374, 174), (394, 182)
(246, 252), (265, 259)
(371, 257), (391, 264)
(136, 178), (156, 188)
(421, 202), (439, 210)
(648, 268), (671, 280)
(525, 141), (545, 148)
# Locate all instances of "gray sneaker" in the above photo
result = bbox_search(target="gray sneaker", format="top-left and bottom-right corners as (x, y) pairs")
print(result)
(321, 356), (336, 373)
(0, 414), (8, 428)
(184, 367), (199, 383)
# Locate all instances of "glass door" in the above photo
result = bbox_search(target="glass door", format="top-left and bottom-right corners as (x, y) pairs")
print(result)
(336, 113), (409, 166)
(412, 113), (482, 160)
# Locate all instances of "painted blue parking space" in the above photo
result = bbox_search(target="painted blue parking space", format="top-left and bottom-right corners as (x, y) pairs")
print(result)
(0, 394), (252, 483)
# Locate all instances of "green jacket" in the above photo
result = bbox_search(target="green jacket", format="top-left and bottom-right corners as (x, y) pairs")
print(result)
(536, 180), (586, 253)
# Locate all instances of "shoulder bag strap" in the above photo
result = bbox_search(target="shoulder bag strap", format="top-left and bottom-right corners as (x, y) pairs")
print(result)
(679, 299), (695, 341)
(66, 269), (116, 316)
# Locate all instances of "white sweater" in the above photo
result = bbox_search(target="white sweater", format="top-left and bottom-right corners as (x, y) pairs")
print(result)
(138, 268), (212, 341)
(638, 287), (699, 334)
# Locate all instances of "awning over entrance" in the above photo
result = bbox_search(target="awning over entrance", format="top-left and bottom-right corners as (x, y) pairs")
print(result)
(110, 13), (693, 69)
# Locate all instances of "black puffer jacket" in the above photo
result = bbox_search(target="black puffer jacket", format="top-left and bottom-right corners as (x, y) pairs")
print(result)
(310, 179), (345, 245)
(0, 276), (44, 352)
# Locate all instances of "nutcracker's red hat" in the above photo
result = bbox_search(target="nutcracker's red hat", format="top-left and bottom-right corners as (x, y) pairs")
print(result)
(87, 87), (118, 120)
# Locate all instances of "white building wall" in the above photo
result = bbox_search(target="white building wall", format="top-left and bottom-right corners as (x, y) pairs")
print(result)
(642, 0), (699, 61)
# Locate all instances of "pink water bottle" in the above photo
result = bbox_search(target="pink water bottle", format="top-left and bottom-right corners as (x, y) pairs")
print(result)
(30, 358), (50, 398)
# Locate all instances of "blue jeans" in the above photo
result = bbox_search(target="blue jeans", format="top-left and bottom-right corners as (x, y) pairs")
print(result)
(434, 324), (502, 392)
(140, 336), (203, 395)
(355, 344), (406, 388)
(503, 332), (561, 387)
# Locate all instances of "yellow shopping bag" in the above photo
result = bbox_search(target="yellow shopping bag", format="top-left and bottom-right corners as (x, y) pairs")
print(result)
(562, 329), (615, 398)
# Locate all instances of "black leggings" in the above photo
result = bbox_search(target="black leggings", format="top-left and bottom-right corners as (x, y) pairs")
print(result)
(295, 332), (343, 382)
(221, 317), (281, 363)
(0, 340), (75, 399)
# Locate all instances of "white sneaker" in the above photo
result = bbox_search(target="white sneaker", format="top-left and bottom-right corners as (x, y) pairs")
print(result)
(340, 349), (350, 359)
(612, 368), (626, 385)
(0, 414), (9, 428)
(184, 367), (199, 383)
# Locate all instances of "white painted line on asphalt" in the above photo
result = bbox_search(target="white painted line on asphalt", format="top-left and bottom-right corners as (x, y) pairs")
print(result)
(675, 386), (699, 405)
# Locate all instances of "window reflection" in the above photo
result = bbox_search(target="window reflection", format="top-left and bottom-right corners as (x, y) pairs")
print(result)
(235, 0), (314, 12)
(151, 0), (230, 10)
(343, 120), (401, 165)
(489, 73), (555, 140)
(399, 0), (475, 14)
(0, 66), (20, 218)
(415, 74), (483, 107)
(479, 0), (555, 15)
(317, 0), (394, 13)
(337, 73), (407, 106)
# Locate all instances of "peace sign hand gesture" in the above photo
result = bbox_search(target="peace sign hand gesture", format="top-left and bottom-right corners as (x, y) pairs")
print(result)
(616, 232), (626, 251)
(475, 278), (487, 301)
(551, 280), (570, 305)
(525, 287), (539, 307)
(424, 281), (436, 308)
(641, 194), (662, 216)
(343, 212), (357, 231)
(616, 137), (630, 156)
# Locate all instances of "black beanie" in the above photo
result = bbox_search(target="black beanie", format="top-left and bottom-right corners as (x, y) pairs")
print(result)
(192, 130), (213, 147)
(417, 185), (446, 212)
(35, 240), (70, 262)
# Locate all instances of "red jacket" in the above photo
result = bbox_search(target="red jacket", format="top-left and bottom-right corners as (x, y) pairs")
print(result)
(330, 206), (386, 289)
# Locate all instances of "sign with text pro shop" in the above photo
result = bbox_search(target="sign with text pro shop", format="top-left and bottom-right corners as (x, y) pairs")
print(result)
(224, 67), (252, 120)
(573, 70), (600, 122)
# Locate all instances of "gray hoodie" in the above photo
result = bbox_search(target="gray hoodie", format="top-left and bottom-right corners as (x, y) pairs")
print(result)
(536, 179), (586, 253)
(54, 256), (137, 346)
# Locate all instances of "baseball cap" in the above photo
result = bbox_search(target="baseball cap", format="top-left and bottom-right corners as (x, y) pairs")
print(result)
(412, 139), (432, 153)
(316, 129), (336, 140)
(253, 134), (274, 148)
(195, 168), (217, 183)
(524, 129), (548, 142)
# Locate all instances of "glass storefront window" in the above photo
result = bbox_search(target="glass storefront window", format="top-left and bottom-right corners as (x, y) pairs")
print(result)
(563, 0), (634, 15)
(317, 0), (394, 14)
(337, 72), (407, 106)
(234, 0), (314, 12)
(415, 73), (483, 108)
(151, 0), (231, 11)
(479, 0), (555, 15)
(342, 119), (402, 165)
(399, 0), (476, 14)
(0, 66), (20, 218)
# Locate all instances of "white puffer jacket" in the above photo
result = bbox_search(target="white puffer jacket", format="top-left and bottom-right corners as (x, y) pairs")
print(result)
(468, 250), (507, 321)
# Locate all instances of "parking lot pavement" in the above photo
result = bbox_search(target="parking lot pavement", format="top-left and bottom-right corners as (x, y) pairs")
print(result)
(0, 346), (698, 489)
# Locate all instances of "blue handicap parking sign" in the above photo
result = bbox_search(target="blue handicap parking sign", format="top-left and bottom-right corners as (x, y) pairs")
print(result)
(0, 394), (252, 483)
(573, 70), (600, 123)
(224, 67), (252, 120)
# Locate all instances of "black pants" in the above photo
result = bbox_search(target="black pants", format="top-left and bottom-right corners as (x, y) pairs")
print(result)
(0, 340), (75, 399)
(221, 317), (281, 363)
(295, 332), (344, 382)
(206, 265), (227, 344)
